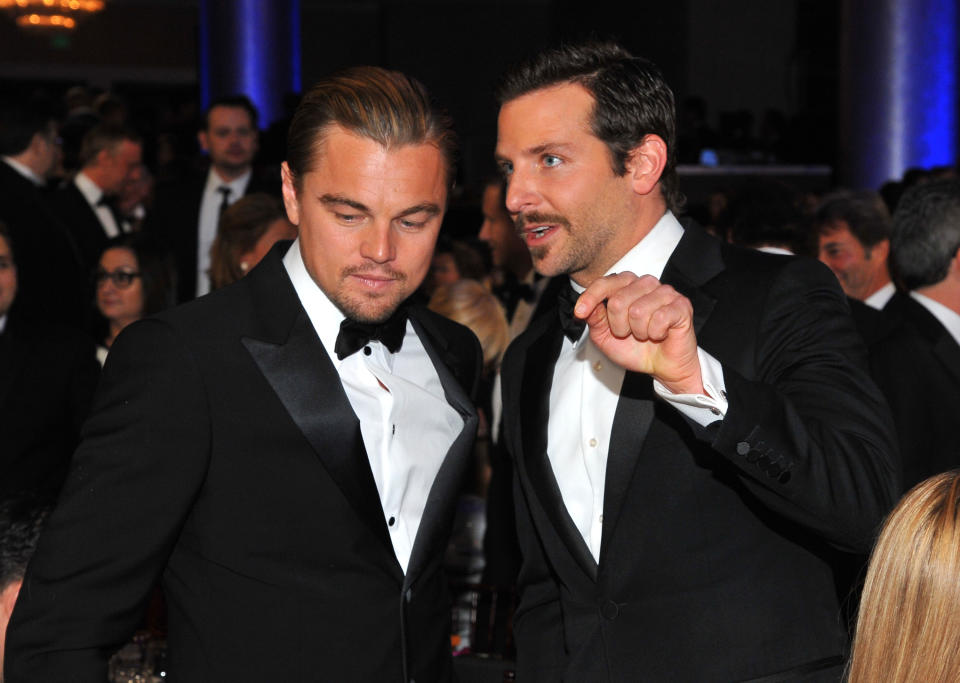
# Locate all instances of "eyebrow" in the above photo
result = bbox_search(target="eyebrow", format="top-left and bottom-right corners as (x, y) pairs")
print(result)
(320, 194), (441, 219)
(495, 141), (574, 162)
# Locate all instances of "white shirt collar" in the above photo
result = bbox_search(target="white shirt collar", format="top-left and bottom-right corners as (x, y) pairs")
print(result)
(910, 291), (960, 346)
(282, 238), (348, 362)
(569, 210), (684, 295)
(74, 171), (106, 206)
(864, 281), (896, 310)
(2, 157), (45, 187)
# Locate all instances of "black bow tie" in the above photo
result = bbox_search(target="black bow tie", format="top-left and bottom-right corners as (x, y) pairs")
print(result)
(334, 308), (409, 360)
(557, 280), (586, 343)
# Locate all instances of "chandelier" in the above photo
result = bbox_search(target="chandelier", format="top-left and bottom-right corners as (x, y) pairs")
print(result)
(0, 0), (106, 30)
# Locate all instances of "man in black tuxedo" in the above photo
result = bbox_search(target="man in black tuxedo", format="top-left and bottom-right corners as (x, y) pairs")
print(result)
(5, 67), (480, 682)
(48, 124), (142, 273)
(872, 178), (960, 489)
(0, 223), (98, 499)
(146, 95), (280, 302)
(0, 99), (87, 326)
(493, 43), (898, 682)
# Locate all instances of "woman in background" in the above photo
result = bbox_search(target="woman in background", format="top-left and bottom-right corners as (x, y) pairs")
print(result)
(208, 193), (296, 290)
(846, 469), (960, 682)
(94, 233), (174, 365)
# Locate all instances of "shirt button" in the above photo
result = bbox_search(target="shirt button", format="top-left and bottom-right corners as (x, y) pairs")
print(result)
(388, 516), (396, 527)
(589, 438), (598, 448)
(594, 361), (603, 371)
(363, 346), (372, 356)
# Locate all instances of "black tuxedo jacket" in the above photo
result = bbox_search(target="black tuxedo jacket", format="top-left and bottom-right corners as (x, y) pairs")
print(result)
(145, 165), (281, 303)
(48, 181), (115, 274)
(870, 291), (960, 489)
(0, 162), (87, 325)
(500, 225), (898, 682)
(0, 316), (99, 498)
(5, 243), (481, 682)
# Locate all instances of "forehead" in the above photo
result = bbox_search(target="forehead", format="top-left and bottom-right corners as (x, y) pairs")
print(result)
(208, 105), (253, 129)
(304, 125), (447, 204)
(819, 220), (856, 243)
(496, 82), (596, 153)
(101, 246), (137, 265)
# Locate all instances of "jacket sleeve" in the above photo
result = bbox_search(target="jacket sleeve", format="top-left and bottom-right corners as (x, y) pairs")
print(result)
(4, 318), (211, 682)
(704, 258), (900, 553)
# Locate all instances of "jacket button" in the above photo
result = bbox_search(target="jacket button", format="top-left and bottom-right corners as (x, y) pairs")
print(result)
(736, 441), (750, 456)
(778, 470), (792, 484)
(405, 588), (412, 603)
(600, 600), (619, 620)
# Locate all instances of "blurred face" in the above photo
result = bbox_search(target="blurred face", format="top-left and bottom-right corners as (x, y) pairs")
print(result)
(495, 83), (641, 285)
(238, 217), (297, 274)
(281, 125), (447, 323)
(96, 247), (145, 330)
(818, 221), (888, 300)
(200, 105), (258, 178)
(431, 252), (460, 287)
(0, 234), (17, 318)
(99, 140), (142, 195)
(478, 183), (521, 269)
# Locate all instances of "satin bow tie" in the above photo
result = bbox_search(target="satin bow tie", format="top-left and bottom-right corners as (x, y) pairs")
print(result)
(334, 308), (408, 360)
(557, 280), (586, 343)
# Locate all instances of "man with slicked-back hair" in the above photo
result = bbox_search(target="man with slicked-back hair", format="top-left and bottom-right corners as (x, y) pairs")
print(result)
(6, 67), (481, 683)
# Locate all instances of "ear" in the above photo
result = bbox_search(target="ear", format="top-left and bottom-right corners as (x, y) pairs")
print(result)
(624, 134), (668, 198)
(197, 130), (210, 154)
(280, 162), (301, 226)
(873, 238), (890, 262)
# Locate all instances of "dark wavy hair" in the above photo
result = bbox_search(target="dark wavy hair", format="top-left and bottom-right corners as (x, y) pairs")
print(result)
(96, 232), (175, 319)
(497, 41), (683, 213)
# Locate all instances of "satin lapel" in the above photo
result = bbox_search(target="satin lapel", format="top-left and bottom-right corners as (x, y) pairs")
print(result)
(241, 310), (397, 565)
(659, 223), (722, 335)
(404, 313), (479, 584)
(519, 318), (599, 581)
(599, 370), (655, 562)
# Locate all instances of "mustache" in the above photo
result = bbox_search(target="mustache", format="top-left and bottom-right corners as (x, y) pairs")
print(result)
(514, 212), (571, 234)
(341, 264), (407, 281)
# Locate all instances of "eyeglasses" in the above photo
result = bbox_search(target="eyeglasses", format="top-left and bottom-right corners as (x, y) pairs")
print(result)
(94, 269), (141, 289)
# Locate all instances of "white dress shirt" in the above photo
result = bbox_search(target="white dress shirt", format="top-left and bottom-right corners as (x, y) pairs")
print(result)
(196, 168), (250, 297)
(283, 240), (463, 572)
(548, 211), (728, 562)
(865, 281), (896, 310)
(911, 290), (960, 346)
(74, 172), (122, 239)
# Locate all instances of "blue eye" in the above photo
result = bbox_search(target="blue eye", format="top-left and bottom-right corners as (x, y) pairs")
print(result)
(498, 161), (513, 177)
(542, 154), (562, 167)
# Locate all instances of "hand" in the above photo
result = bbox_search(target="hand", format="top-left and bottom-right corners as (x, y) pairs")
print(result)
(576, 272), (704, 395)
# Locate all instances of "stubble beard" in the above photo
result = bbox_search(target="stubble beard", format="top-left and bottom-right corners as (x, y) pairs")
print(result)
(332, 265), (409, 324)
(519, 211), (614, 281)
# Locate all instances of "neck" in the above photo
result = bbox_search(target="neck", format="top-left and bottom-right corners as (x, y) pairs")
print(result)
(9, 151), (44, 179)
(81, 166), (110, 194)
(916, 280), (960, 315)
(213, 165), (249, 184)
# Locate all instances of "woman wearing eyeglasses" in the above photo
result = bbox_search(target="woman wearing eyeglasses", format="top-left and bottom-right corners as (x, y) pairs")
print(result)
(93, 233), (175, 366)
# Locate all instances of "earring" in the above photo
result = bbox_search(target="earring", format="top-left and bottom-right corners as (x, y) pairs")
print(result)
(239, 261), (249, 273)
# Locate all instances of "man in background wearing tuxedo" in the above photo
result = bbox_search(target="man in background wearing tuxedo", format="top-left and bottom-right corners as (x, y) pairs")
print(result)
(494, 42), (897, 682)
(6, 67), (480, 682)
(147, 95), (280, 302)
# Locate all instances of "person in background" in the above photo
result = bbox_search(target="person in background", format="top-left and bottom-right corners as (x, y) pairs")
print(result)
(93, 233), (175, 365)
(815, 190), (896, 309)
(146, 95), (280, 302)
(0, 495), (50, 682)
(846, 470), (960, 682)
(49, 124), (143, 272)
(427, 236), (490, 295)
(0, 222), (98, 500)
(208, 192), (297, 290)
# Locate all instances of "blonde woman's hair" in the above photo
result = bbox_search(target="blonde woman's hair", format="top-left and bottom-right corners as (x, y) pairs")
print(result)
(428, 279), (508, 373)
(847, 470), (960, 683)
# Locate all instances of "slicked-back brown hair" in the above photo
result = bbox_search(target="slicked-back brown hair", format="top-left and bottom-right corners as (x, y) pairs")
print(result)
(285, 66), (457, 191)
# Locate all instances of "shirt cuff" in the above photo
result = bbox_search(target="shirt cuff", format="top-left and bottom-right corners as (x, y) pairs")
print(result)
(653, 347), (728, 426)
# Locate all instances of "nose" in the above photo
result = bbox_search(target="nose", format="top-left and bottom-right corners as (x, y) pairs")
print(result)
(359, 223), (396, 264)
(504, 168), (539, 216)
